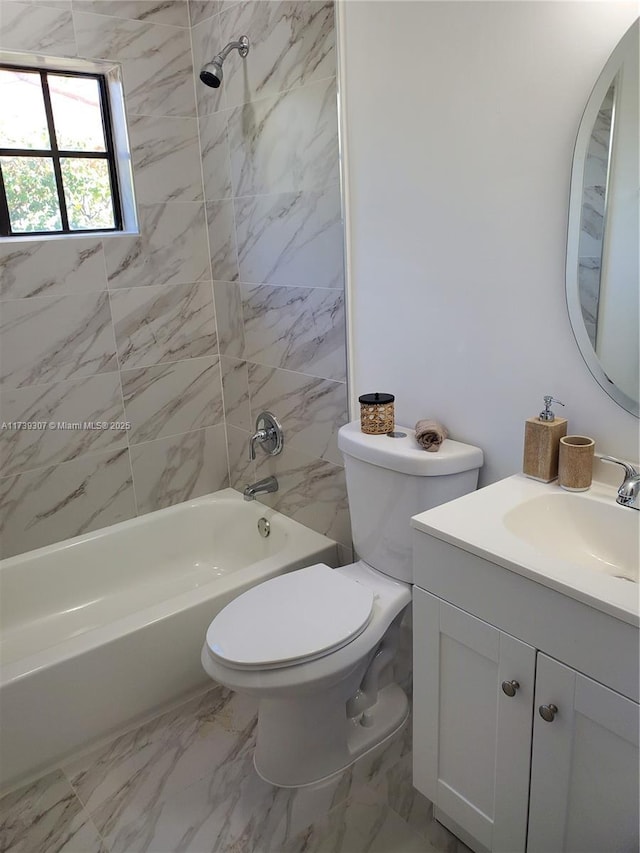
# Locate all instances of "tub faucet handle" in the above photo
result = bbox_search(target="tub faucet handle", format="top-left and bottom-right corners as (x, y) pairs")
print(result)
(249, 412), (284, 461)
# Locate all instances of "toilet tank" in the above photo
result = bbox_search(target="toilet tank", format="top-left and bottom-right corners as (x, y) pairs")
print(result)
(338, 421), (483, 583)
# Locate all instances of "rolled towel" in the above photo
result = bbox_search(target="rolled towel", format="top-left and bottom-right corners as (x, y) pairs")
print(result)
(415, 419), (448, 452)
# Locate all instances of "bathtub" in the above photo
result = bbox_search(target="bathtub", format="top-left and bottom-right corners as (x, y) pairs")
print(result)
(0, 488), (339, 792)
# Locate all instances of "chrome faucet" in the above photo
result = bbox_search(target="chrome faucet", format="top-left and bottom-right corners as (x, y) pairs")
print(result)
(601, 457), (640, 510)
(243, 475), (279, 502)
(249, 412), (284, 461)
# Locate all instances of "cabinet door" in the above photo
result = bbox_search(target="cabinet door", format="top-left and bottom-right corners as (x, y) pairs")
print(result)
(413, 589), (535, 853)
(528, 653), (640, 853)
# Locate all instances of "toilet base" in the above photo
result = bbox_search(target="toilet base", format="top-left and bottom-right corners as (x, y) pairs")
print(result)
(253, 682), (409, 788)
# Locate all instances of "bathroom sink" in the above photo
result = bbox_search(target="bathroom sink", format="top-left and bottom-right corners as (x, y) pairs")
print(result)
(503, 492), (638, 583)
(412, 469), (640, 626)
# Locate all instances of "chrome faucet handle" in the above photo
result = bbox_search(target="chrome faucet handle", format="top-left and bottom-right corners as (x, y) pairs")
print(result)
(601, 456), (640, 510)
(248, 412), (284, 461)
(249, 428), (269, 461)
(601, 456), (639, 479)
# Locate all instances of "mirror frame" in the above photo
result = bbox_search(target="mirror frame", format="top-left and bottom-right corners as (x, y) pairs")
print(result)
(565, 20), (639, 418)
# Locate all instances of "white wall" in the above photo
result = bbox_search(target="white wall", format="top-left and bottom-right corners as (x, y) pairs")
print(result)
(338, 0), (639, 486)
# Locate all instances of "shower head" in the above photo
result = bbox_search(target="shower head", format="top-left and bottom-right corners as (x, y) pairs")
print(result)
(200, 35), (249, 88)
(200, 58), (224, 88)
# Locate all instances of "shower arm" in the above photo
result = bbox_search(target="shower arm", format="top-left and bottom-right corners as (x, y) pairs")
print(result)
(210, 36), (249, 65)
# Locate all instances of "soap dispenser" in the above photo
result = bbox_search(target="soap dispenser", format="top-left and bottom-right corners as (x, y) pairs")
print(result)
(523, 396), (568, 482)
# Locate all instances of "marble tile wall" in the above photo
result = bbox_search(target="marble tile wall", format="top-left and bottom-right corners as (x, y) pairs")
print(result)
(0, 0), (350, 557)
(192, 0), (351, 550)
(0, 0), (228, 557)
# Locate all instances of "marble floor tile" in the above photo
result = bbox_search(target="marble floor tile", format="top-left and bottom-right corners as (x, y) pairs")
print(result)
(367, 756), (472, 853)
(64, 688), (254, 842)
(0, 770), (105, 853)
(7, 683), (468, 853)
(279, 786), (427, 853)
(368, 755), (434, 841)
(86, 711), (349, 853)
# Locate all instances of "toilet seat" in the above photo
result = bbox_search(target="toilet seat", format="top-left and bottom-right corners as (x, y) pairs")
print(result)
(205, 563), (375, 670)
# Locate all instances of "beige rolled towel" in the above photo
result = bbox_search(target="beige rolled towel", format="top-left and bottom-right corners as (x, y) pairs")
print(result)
(415, 419), (448, 452)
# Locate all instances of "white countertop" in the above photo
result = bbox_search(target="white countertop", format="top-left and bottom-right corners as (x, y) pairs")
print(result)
(411, 473), (640, 627)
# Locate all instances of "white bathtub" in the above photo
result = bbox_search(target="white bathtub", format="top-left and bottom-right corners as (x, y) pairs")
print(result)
(0, 488), (339, 791)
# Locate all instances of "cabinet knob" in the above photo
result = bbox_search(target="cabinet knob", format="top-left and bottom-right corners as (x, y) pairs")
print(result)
(539, 703), (558, 722)
(501, 680), (520, 697)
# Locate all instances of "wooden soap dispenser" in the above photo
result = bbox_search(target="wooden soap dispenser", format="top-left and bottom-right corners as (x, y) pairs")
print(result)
(523, 395), (568, 482)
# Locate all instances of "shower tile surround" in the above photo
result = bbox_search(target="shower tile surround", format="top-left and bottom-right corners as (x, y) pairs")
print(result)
(0, 686), (471, 853)
(0, 0), (350, 558)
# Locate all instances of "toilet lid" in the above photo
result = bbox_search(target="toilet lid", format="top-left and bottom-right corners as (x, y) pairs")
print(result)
(206, 563), (375, 670)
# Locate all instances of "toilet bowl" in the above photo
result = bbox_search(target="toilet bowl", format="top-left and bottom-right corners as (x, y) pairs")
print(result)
(201, 422), (483, 787)
(202, 560), (411, 786)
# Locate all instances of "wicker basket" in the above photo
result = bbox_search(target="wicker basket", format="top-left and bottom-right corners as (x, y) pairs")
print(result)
(359, 393), (395, 434)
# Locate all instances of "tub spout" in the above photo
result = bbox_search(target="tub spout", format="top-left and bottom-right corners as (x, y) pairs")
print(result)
(243, 476), (278, 501)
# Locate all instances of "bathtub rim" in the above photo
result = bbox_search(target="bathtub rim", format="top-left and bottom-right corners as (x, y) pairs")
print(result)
(0, 488), (340, 686)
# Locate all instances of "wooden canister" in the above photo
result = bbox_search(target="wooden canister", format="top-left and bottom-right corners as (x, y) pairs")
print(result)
(359, 393), (395, 434)
(558, 435), (595, 491)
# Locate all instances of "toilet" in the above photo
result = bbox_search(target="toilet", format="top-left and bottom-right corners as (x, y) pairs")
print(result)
(201, 421), (483, 787)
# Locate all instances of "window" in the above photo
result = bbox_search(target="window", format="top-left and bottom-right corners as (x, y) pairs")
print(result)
(0, 65), (123, 237)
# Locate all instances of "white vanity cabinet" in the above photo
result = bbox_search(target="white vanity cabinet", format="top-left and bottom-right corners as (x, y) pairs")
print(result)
(527, 654), (639, 853)
(413, 589), (535, 853)
(412, 531), (640, 853)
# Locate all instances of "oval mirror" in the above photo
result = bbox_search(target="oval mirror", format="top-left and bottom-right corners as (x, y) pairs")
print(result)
(566, 19), (639, 417)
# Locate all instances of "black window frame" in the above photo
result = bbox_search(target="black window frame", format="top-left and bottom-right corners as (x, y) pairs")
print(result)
(0, 64), (123, 237)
